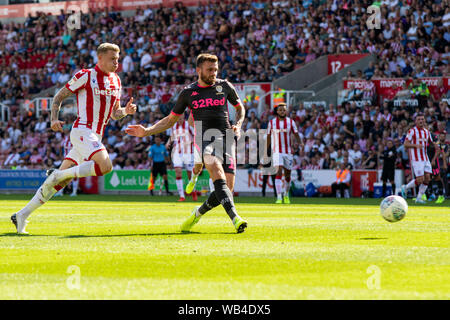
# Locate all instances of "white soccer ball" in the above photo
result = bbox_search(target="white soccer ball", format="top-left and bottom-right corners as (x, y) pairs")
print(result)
(380, 195), (408, 222)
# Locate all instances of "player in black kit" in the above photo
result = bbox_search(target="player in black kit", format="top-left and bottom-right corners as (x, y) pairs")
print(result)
(426, 132), (447, 203)
(380, 139), (397, 197)
(125, 53), (248, 233)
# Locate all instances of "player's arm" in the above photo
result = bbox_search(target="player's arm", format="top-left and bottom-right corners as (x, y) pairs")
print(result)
(126, 113), (180, 137)
(188, 112), (194, 128)
(403, 139), (421, 149)
(225, 80), (245, 139)
(165, 135), (173, 149)
(50, 87), (74, 132)
(111, 97), (137, 120)
(126, 89), (187, 138)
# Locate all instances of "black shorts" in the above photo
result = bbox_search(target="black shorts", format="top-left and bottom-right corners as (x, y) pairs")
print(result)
(196, 135), (236, 175)
(381, 168), (395, 182)
(152, 162), (167, 177)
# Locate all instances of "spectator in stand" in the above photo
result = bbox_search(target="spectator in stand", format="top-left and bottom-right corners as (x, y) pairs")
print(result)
(331, 162), (351, 198)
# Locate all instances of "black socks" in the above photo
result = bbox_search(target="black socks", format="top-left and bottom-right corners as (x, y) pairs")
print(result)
(198, 179), (237, 221)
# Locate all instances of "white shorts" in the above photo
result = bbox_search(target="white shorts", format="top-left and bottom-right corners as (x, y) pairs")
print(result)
(272, 153), (294, 170)
(65, 128), (106, 165)
(172, 152), (194, 171)
(411, 160), (432, 177)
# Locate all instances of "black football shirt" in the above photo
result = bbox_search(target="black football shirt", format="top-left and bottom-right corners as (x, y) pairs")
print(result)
(171, 79), (241, 137)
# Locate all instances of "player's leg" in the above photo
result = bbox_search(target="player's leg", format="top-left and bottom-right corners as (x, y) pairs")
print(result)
(184, 160), (198, 201)
(174, 166), (185, 201)
(162, 167), (171, 195)
(283, 167), (291, 204)
(402, 161), (421, 199)
(331, 182), (339, 198)
(12, 159), (76, 234)
(434, 173), (445, 203)
(186, 162), (203, 194)
(274, 166), (283, 203)
(70, 178), (79, 197)
(42, 150), (111, 198)
(41, 130), (111, 197)
(414, 175), (426, 203)
(417, 163), (433, 202)
(262, 174), (268, 197)
(382, 170), (388, 197)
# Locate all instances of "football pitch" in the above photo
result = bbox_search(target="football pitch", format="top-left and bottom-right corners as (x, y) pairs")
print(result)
(0, 194), (449, 300)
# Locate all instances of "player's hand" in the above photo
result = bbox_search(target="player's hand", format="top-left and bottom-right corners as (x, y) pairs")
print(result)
(51, 120), (65, 132)
(125, 97), (137, 115)
(232, 125), (241, 140)
(125, 124), (148, 137)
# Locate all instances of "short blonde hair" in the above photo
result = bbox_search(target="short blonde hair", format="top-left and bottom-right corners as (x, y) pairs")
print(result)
(97, 43), (120, 56)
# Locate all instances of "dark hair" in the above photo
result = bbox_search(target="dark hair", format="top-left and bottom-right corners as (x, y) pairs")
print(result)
(415, 112), (425, 119)
(196, 53), (218, 67)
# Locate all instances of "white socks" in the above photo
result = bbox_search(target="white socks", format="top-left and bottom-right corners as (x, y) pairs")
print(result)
(61, 161), (97, 180)
(275, 178), (283, 200)
(71, 179), (79, 195)
(406, 179), (416, 190)
(176, 178), (184, 198)
(417, 184), (428, 200)
(17, 186), (58, 220)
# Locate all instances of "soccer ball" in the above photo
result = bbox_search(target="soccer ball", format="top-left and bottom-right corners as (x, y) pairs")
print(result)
(380, 195), (408, 222)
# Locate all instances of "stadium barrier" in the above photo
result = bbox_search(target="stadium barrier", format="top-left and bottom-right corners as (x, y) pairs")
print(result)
(0, 169), (405, 197)
(102, 169), (211, 195)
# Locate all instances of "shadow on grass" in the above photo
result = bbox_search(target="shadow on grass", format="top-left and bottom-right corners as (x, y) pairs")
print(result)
(0, 194), (385, 206)
(0, 232), (49, 237)
(61, 231), (236, 238)
(358, 237), (388, 240)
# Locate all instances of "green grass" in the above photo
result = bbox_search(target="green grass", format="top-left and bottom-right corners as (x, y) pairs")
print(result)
(0, 194), (449, 300)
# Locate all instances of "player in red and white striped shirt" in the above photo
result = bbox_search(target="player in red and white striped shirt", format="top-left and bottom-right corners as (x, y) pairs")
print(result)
(267, 103), (302, 204)
(11, 43), (137, 234)
(167, 117), (196, 201)
(401, 113), (438, 203)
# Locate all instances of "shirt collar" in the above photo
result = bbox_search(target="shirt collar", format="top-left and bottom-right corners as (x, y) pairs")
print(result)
(95, 64), (110, 77)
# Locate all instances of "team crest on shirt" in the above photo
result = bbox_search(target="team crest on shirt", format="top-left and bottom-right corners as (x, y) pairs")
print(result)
(216, 85), (223, 93)
(92, 142), (100, 148)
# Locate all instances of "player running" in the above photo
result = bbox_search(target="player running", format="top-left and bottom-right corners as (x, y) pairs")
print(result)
(166, 116), (197, 201)
(400, 113), (438, 204)
(11, 43), (137, 234)
(266, 102), (302, 204)
(126, 53), (247, 233)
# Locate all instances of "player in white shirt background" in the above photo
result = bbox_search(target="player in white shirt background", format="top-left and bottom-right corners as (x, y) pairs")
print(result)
(11, 43), (137, 234)
(54, 126), (79, 197)
(401, 113), (439, 203)
(166, 116), (198, 201)
(266, 102), (303, 204)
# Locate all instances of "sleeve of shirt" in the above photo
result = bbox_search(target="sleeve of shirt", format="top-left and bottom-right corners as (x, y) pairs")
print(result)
(225, 80), (242, 108)
(405, 129), (414, 142)
(427, 131), (434, 144)
(149, 146), (154, 159)
(65, 69), (89, 93)
(171, 89), (189, 116)
(267, 120), (272, 135)
(343, 172), (351, 184)
(290, 118), (298, 133)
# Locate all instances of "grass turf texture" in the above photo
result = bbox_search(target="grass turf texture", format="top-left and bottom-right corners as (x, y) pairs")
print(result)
(0, 194), (449, 300)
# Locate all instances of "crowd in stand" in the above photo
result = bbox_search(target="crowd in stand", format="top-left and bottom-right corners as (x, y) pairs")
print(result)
(1, 0), (449, 107)
(0, 0), (449, 184)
